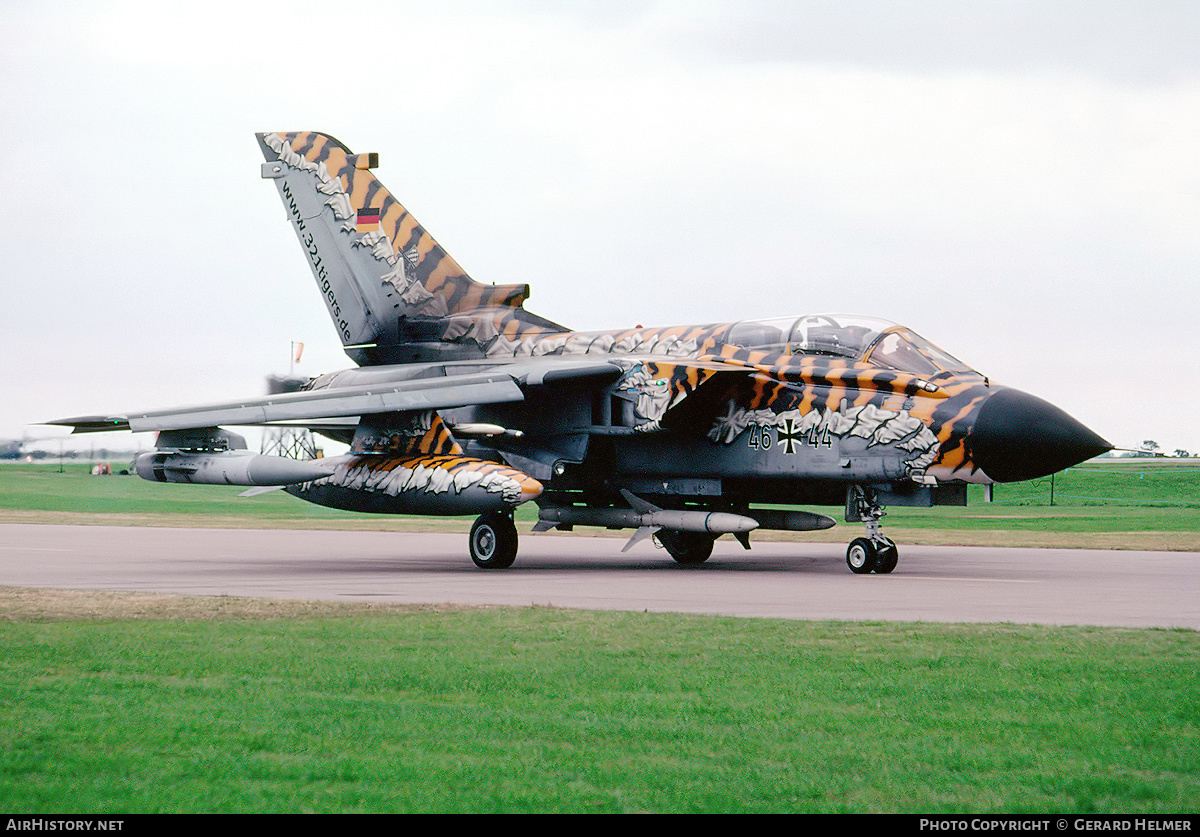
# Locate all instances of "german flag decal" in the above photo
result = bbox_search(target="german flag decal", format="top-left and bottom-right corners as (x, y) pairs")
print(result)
(356, 207), (381, 233)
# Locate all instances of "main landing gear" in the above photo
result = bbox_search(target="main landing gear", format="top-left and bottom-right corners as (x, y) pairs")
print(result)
(469, 511), (518, 569)
(845, 486), (898, 575)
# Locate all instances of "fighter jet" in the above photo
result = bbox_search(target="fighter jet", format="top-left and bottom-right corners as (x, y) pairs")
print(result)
(49, 131), (1112, 573)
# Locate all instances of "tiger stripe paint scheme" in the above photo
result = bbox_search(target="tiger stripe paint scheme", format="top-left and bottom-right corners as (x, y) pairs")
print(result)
(49, 130), (1112, 571)
(349, 411), (464, 457)
(292, 410), (542, 515)
(501, 331), (993, 483)
(251, 132), (1105, 535)
(259, 131), (563, 359)
(289, 454), (542, 516)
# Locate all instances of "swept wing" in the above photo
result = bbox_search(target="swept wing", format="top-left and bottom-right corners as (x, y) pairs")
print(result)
(48, 358), (623, 434)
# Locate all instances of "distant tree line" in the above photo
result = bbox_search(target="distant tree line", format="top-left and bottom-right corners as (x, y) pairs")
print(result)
(1134, 440), (1191, 458)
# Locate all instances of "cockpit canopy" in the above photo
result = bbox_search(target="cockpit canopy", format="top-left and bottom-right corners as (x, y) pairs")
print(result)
(722, 313), (975, 377)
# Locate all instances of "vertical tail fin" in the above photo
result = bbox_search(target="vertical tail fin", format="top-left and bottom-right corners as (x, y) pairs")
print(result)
(257, 131), (562, 365)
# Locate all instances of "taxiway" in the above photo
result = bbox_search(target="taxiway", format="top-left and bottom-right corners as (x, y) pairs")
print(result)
(1, 523), (1196, 628)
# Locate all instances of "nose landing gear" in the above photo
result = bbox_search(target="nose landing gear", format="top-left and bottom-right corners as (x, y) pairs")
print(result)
(846, 535), (898, 574)
(845, 486), (898, 575)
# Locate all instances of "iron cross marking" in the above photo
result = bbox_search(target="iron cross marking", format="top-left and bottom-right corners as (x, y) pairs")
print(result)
(777, 418), (803, 454)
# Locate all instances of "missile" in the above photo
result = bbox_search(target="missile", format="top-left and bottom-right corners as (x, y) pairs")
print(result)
(747, 509), (836, 532)
(622, 489), (756, 535)
(448, 422), (524, 438)
(536, 490), (759, 552)
(135, 450), (340, 486)
(536, 504), (759, 534)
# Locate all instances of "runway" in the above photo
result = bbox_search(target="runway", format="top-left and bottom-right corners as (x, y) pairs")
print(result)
(1, 523), (1196, 628)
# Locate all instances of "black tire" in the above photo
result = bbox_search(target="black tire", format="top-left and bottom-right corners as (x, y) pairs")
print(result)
(874, 538), (898, 574)
(469, 512), (518, 569)
(846, 537), (877, 574)
(658, 530), (716, 565)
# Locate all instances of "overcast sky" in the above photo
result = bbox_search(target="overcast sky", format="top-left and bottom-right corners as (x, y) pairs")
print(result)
(3, 0), (1198, 454)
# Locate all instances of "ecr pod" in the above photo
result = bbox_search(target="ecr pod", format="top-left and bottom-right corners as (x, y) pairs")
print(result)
(135, 450), (339, 486)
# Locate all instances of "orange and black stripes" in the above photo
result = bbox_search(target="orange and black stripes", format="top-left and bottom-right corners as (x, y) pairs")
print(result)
(270, 131), (529, 317)
(352, 454), (518, 478)
(350, 412), (464, 457)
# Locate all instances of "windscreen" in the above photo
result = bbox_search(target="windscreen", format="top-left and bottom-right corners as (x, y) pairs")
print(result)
(723, 315), (975, 374)
(724, 314), (896, 360)
(867, 329), (974, 375)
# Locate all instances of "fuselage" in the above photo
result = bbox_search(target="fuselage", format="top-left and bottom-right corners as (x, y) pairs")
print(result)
(300, 312), (1109, 512)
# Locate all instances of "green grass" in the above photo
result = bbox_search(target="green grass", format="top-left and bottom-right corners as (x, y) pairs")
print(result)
(0, 462), (368, 519)
(2, 598), (1197, 814)
(878, 463), (1200, 550)
(3, 464), (1196, 813)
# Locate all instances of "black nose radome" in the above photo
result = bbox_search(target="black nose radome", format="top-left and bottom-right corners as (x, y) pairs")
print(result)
(971, 388), (1112, 483)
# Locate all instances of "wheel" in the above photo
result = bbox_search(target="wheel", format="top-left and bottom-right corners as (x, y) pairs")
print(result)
(846, 537), (877, 574)
(873, 538), (898, 574)
(657, 530), (716, 565)
(469, 512), (518, 569)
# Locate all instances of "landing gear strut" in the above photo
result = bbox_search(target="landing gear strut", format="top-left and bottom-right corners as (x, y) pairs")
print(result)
(845, 486), (898, 575)
(469, 511), (518, 569)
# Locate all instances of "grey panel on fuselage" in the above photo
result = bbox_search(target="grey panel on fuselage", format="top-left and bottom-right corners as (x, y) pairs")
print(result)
(607, 430), (909, 484)
(466, 382), (595, 480)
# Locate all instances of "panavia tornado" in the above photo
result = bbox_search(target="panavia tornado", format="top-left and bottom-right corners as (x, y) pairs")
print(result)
(50, 131), (1112, 573)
